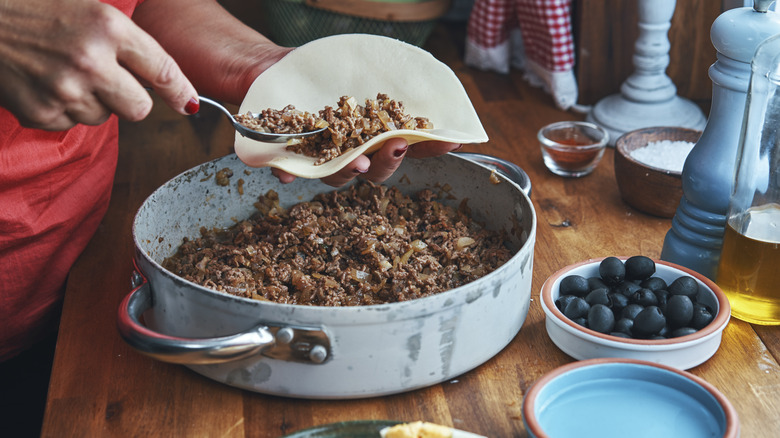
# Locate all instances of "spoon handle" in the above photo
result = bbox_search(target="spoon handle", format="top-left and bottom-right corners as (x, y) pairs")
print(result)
(198, 96), (236, 121)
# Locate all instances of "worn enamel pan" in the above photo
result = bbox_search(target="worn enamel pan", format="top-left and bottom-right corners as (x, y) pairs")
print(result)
(118, 153), (536, 398)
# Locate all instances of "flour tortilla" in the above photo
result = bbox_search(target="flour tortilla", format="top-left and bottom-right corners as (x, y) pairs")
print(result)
(234, 34), (488, 178)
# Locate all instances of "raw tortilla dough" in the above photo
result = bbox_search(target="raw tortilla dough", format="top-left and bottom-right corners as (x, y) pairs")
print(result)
(234, 34), (488, 179)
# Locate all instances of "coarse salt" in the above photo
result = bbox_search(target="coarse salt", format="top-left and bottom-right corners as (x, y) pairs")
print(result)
(629, 140), (695, 173)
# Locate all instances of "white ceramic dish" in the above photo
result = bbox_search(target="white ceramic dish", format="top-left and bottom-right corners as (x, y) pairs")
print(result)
(522, 358), (739, 438)
(540, 257), (730, 370)
(120, 153), (536, 398)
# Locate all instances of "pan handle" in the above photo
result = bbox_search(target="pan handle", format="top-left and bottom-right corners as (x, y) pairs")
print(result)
(117, 269), (330, 365)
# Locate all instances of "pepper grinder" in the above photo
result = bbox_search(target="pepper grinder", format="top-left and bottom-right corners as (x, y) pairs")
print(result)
(660, 0), (780, 280)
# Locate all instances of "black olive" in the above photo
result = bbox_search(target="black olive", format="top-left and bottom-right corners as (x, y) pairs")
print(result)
(599, 257), (625, 286)
(608, 292), (629, 315)
(613, 280), (642, 298)
(691, 303), (715, 329)
(632, 306), (666, 337)
(555, 255), (717, 341)
(560, 275), (590, 297)
(625, 256), (655, 281)
(585, 288), (610, 306)
(640, 276), (668, 292)
(666, 294), (694, 328)
(613, 317), (634, 335)
(654, 289), (670, 312)
(564, 297), (590, 320)
(631, 288), (659, 307)
(610, 331), (632, 338)
(588, 276), (608, 291)
(621, 303), (644, 320)
(669, 276), (699, 297)
(555, 294), (577, 312)
(670, 327), (698, 338)
(588, 304), (616, 334)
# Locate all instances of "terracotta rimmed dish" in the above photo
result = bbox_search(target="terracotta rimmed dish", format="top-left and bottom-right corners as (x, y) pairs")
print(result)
(522, 358), (740, 438)
(540, 257), (730, 370)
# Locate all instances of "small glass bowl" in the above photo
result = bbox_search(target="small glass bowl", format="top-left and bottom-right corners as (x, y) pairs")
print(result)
(539, 121), (609, 177)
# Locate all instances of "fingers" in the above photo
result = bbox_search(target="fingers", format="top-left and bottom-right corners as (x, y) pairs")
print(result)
(270, 140), (461, 187)
(320, 155), (371, 187)
(405, 140), (462, 158)
(0, 1), (197, 130)
(271, 168), (297, 184)
(59, 79), (113, 126)
(112, 20), (197, 118)
(319, 138), (408, 186)
(358, 138), (408, 183)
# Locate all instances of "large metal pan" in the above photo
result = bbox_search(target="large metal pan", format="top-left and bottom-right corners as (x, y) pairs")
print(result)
(118, 152), (536, 398)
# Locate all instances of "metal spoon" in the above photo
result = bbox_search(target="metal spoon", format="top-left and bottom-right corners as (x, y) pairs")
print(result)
(198, 96), (327, 143)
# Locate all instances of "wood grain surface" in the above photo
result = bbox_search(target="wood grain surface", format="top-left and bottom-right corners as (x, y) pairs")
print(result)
(42, 22), (780, 438)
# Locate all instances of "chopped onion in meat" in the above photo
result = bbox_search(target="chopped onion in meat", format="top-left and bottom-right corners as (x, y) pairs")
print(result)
(162, 181), (511, 306)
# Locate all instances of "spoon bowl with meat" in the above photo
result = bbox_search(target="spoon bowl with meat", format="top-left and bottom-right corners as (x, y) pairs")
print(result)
(199, 96), (327, 143)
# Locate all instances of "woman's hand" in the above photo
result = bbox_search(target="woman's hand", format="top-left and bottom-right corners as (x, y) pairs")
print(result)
(0, 0), (198, 130)
(272, 139), (463, 187)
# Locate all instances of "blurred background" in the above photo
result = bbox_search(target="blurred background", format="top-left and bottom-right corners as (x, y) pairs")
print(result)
(216, 0), (754, 114)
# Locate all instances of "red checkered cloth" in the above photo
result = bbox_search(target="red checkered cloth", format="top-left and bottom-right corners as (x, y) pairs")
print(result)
(465, 0), (578, 109)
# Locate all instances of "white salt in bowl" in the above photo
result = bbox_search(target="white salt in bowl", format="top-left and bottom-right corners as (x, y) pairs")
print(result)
(614, 127), (701, 218)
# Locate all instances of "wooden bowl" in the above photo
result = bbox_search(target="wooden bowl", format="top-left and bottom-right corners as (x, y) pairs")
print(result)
(614, 127), (702, 218)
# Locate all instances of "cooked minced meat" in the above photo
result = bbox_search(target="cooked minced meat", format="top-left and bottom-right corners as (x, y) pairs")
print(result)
(162, 181), (511, 306)
(234, 94), (433, 165)
(234, 105), (322, 134)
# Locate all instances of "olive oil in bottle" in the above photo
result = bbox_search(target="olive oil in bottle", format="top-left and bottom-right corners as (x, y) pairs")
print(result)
(717, 205), (780, 325)
(716, 31), (780, 325)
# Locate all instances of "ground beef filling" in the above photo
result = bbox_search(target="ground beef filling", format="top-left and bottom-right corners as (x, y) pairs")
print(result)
(234, 93), (433, 165)
(234, 106), (322, 135)
(162, 181), (511, 306)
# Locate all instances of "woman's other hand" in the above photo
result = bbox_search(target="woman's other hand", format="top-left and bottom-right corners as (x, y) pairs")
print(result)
(271, 139), (462, 187)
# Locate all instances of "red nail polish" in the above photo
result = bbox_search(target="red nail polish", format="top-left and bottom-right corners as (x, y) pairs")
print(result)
(393, 145), (408, 158)
(184, 97), (200, 114)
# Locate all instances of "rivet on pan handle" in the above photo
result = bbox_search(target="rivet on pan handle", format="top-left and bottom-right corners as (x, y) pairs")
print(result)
(119, 265), (331, 365)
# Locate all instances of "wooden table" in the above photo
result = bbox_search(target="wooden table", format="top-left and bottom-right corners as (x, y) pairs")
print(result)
(42, 23), (780, 437)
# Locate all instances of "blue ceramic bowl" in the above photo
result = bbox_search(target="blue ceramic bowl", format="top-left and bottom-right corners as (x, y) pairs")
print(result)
(522, 358), (739, 438)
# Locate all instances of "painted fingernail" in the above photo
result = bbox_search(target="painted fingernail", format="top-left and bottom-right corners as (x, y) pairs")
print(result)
(393, 145), (409, 158)
(184, 97), (200, 114)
